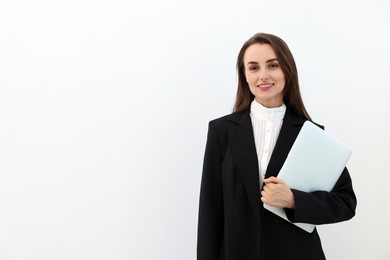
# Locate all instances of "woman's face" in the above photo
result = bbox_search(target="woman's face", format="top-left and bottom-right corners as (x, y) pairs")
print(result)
(243, 43), (286, 108)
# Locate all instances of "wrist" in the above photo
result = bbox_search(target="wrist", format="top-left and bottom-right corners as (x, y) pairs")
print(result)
(288, 190), (295, 209)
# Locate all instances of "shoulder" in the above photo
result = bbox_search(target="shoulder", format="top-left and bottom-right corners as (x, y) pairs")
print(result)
(204, 110), (249, 154)
(209, 109), (249, 131)
(284, 107), (324, 129)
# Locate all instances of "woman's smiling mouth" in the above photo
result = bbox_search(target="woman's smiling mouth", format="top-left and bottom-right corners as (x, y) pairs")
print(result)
(257, 83), (274, 89)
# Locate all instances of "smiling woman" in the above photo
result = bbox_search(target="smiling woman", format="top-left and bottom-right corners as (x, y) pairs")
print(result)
(197, 33), (357, 260)
(244, 44), (286, 108)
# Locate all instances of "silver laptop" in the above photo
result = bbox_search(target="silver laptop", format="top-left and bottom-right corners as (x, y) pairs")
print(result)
(263, 121), (352, 233)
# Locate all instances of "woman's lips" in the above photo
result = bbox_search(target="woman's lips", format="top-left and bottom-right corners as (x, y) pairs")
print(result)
(257, 83), (274, 90)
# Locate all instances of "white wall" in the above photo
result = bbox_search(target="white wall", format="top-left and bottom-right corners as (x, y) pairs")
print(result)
(0, 0), (389, 259)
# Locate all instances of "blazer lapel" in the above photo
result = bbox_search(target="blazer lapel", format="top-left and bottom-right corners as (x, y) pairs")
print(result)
(228, 110), (262, 218)
(264, 109), (306, 178)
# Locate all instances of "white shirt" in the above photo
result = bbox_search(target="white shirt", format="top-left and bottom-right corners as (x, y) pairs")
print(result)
(250, 100), (286, 185)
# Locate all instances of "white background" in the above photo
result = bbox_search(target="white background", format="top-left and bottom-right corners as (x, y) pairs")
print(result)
(0, 0), (389, 259)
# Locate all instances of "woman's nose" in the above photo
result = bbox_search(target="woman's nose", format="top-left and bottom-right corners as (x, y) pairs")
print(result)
(260, 70), (269, 81)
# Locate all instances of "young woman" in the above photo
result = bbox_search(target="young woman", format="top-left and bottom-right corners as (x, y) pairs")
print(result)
(197, 33), (357, 260)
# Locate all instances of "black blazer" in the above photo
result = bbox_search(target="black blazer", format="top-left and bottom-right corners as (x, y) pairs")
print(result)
(197, 108), (357, 260)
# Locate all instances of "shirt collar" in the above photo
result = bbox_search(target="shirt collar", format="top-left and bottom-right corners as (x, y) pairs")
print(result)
(250, 100), (286, 122)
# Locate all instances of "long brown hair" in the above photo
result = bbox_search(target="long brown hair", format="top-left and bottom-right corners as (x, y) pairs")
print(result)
(233, 33), (311, 121)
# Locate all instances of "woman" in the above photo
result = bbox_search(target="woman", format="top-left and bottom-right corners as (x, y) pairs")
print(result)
(197, 33), (357, 260)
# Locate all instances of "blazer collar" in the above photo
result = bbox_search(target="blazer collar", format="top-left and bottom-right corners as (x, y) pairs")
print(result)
(227, 107), (306, 218)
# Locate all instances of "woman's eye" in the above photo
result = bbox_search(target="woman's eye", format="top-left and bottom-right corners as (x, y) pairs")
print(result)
(268, 63), (279, 69)
(249, 66), (259, 71)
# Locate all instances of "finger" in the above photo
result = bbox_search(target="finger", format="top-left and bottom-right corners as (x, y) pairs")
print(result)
(263, 177), (284, 184)
(261, 190), (270, 200)
(263, 183), (275, 193)
(261, 196), (276, 207)
(263, 184), (271, 192)
(261, 192), (270, 201)
(263, 176), (277, 184)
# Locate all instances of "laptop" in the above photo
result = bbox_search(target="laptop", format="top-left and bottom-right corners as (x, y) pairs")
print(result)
(263, 121), (352, 233)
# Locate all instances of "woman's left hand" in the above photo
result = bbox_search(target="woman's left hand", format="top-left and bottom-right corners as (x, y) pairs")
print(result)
(261, 177), (295, 209)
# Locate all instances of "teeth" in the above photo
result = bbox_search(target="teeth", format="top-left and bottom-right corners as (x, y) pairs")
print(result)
(258, 84), (273, 88)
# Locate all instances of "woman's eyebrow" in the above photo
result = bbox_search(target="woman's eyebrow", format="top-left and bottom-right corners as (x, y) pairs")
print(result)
(246, 58), (278, 65)
(266, 58), (278, 63)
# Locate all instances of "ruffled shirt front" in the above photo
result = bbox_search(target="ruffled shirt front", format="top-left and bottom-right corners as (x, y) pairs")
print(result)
(250, 100), (286, 184)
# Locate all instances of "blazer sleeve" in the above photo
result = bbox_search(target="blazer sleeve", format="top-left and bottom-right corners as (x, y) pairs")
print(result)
(285, 167), (357, 225)
(197, 121), (224, 260)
